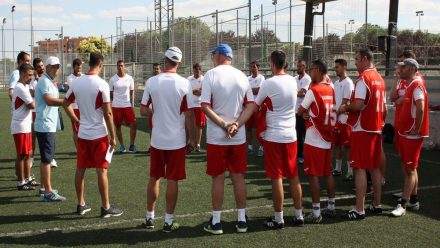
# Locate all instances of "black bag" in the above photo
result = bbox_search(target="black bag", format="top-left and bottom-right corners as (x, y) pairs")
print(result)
(382, 123), (394, 144)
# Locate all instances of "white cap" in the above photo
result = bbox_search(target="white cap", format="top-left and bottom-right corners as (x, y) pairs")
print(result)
(45, 56), (60, 66)
(164, 47), (182, 63)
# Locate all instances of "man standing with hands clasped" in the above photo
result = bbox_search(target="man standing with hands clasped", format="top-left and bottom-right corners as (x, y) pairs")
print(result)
(201, 44), (256, 235)
(64, 52), (123, 217)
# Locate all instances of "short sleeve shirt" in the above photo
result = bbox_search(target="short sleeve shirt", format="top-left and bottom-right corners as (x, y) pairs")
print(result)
(334, 77), (354, 123)
(66, 73), (83, 109)
(11, 83), (33, 134)
(34, 74), (60, 133)
(295, 73), (312, 112)
(248, 74), (265, 96)
(108, 74), (135, 108)
(188, 75), (204, 107)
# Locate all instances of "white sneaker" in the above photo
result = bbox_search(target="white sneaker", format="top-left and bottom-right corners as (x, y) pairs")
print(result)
(392, 192), (403, 198)
(50, 159), (58, 168)
(390, 204), (406, 217)
(406, 201), (420, 211)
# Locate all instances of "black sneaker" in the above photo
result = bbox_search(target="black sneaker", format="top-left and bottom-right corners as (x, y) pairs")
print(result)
(144, 218), (155, 229)
(17, 183), (35, 191)
(100, 205), (123, 218)
(203, 217), (223, 235)
(236, 215), (248, 233)
(322, 208), (337, 218)
(332, 170), (342, 176)
(27, 179), (40, 186)
(345, 209), (365, 220)
(77, 204), (92, 215)
(263, 217), (284, 229)
(292, 216), (305, 227)
(162, 221), (180, 233)
(305, 213), (322, 224)
(367, 204), (383, 214)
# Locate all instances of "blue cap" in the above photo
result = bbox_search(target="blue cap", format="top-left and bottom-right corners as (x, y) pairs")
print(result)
(209, 44), (233, 58)
(398, 58), (419, 70)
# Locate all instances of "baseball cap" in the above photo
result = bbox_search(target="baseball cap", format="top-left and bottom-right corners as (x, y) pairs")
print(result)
(45, 56), (60, 66)
(165, 47), (182, 63)
(209, 44), (233, 59)
(398, 58), (419, 70)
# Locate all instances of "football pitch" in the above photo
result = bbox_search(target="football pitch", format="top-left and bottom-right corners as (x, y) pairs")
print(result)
(0, 92), (439, 247)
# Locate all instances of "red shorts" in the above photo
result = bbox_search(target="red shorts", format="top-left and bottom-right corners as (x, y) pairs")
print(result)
(193, 107), (206, 127)
(206, 144), (247, 176)
(77, 136), (109, 169)
(399, 136), (423, 169)
(303, 144), (332, 176)
(71, 109), (80, 134)
(113, 107), (136, 126)
(13, 133), (32, 155)
(32, 112), (36, 122)
(264, 141), (298, 178)
(150, 146), (186, 180)
(333, 122), (351, 147)
(350, 131), (382, 170)
(245, 112), (258, 128)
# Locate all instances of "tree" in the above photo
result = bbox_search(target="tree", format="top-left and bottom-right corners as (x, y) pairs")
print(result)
(77, 36), (111, 59)
(251, 27), (279, 43)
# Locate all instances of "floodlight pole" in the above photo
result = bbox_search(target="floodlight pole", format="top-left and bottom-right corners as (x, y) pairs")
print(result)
(11, 5), (15, 68)
(248, 0), (251, 66)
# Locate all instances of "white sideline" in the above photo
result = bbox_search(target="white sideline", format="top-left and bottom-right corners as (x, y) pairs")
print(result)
(1, 185), (439, 238)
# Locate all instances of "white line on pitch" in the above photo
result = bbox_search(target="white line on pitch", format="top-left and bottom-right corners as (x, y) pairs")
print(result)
(1, 185), (439, 238)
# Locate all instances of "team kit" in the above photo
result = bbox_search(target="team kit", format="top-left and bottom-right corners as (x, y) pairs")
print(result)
(8, 44), (429, 234)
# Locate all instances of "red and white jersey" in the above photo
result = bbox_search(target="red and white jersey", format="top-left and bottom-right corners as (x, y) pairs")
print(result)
(201, 65), (254, 145)
(188, 75), (204, 107)
(11, 83), (33, 134)
(301, 82), (336, 149)
(248, 74), (265, 96)
(108, 74), (134, 108)
(394, 79), (407, 128)
(334, 77), (354, 123)
(141, 72), (194, 150)
(347, 68), (386, 133)
(66, 73), (82, 109)
(255, 74), (297, 143)
(65, 74), (111, 140)
(397, 78), (429, 139)
(295, 73), (312, 112)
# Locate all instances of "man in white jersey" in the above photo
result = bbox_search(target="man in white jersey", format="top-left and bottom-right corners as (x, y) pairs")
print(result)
(29, 58), (45, 167)
(187, 63), (205, 152)
(109, 60), (138, 153)
(201, 44), (255, 235)
(65, 58), (83, 149)
(64, 52), (123, 217)
(294, 60), (312, 164)
(144, 63), (161, 153)
(246, 61), (265, 156)
(255, 51), (304, 229)
(332, 59), (354, 180)
(11, 64), (39, 190)
(8, 51), (31, 100)
(140, 47), (195, 233)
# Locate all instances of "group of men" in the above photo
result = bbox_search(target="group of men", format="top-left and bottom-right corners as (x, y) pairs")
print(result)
(9, 42), (429, 233)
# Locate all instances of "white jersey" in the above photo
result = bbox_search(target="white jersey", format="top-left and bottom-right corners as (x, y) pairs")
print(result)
(65, 73), (110, 140)
(334, 77), (354, 123)
(141, 72), (195, 150)
(255, 74), (297, 143)
(108, 74), (134, 108)
(66, 73), (82, 109)
(248, 74), (265, 96)
(11, 83), (33, 134)
(29, 76), (38, 114)
(295, 73), (312, 113)
(301, 91), (332, 149)
(201, 65), (254, 145)
(188, 75), (204, 107)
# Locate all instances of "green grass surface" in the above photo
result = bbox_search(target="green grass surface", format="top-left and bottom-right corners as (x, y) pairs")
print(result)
(0, 92), (439, 247)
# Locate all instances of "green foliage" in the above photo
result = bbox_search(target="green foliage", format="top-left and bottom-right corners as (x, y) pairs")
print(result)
(77, 36), (112, 56)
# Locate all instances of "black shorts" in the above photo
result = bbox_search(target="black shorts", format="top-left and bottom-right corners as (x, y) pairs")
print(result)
(36, 132), (56, 163)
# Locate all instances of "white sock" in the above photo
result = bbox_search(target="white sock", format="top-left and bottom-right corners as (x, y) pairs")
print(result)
(328, 198), (336, 210)
(274, 211), (283, 223)
(247, 145), (253, 150)
(146, 211), (154, 220)
(295, 208), (303, 218)
(165, 213), (174, 225)
(212, 210), (221, 225)
(312, 203), (321, 217)
(335, 159), (342, 171)
(347, 163), (353, 174)
(258, 145), (263, 151)
(237, 208), (246, 222)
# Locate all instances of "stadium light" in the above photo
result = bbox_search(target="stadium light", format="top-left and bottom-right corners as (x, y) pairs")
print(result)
(415, 10), (424, 31)
(11, 5), (15, 67)
(2, 18), (6, 82)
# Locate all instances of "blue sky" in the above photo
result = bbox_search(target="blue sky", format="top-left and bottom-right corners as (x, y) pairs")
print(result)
(1, 0), (439, 59)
